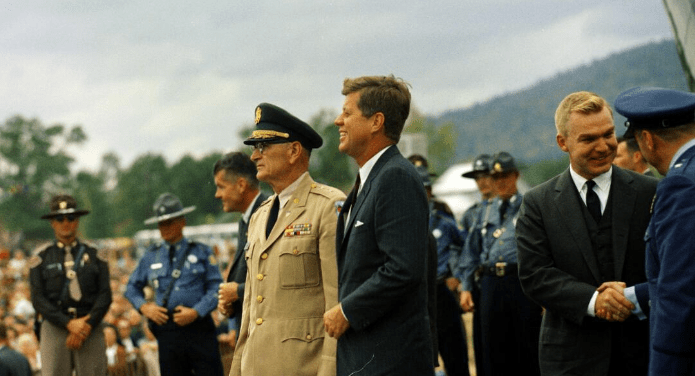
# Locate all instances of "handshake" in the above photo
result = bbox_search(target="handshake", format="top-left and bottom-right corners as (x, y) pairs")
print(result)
(594, 281), (634, 322)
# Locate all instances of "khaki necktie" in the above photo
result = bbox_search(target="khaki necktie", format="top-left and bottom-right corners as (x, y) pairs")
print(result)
(64, 247), (82, 301)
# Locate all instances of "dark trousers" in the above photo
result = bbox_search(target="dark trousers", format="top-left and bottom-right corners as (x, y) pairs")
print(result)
(471, 287), (486, 376)
(155, 316), (224, 376)
(436, 283), (470, 376)
(479, 274), (542, 376)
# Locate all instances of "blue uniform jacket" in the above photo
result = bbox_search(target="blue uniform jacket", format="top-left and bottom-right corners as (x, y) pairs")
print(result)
(126, 237), (222, 318)
(455, 199), (493, 292)
(430, 206), (463, 281)
(482, 193), (522, 266)
(646, 143), (695, 376)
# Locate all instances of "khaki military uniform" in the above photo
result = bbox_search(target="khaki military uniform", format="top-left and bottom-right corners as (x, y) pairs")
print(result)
(231, 173), (345, 376)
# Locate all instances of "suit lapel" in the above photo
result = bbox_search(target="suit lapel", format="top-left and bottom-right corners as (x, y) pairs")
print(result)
(553, 169), (602, 283)
(341, 146), (398, 245)
(610, 168), (635, 280)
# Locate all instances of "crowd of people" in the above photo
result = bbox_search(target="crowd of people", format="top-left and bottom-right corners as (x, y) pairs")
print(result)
(1, 77), (694, 376)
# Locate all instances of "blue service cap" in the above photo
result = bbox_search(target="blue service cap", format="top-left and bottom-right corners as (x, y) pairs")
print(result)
(490, 151), (517, 175)
(462, 154), (492, 179)
(614, 87), (695, 136)
(244, 103), (323, 150)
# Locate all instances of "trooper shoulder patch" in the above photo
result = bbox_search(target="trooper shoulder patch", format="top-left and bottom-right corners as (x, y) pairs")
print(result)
(97, 248), (109, 262)
(28, 255), (42, 269)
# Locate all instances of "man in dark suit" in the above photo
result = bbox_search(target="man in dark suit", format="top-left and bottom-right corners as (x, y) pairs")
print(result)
(0, 323), (32, 376)
(614, 135), (655, 176)
(516, 91), (657, 376)
(324, 75), (434, 376)
(614, 87), (695, 376)
(214, 152), (268, 345)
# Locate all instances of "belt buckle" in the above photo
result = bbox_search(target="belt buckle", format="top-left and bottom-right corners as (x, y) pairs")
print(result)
(67, 307), (77, 318)
(495, 262), (507, 277)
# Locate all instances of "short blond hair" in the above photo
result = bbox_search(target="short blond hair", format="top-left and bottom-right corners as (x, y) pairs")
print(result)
(555, 91), (613, 136)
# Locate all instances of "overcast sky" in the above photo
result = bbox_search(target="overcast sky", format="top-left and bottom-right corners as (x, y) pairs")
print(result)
(1, 1), (673, 171)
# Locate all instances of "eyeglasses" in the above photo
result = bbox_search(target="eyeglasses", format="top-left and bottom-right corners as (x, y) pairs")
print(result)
(54, 214), (78, 222)
(250, 141), (289, 155)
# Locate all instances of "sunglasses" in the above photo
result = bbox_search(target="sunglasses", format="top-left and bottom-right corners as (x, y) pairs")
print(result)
(54, 214), (78, 222)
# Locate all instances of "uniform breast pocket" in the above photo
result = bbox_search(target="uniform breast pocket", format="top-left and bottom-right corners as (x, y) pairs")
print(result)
(42, 267), (63, 294)
(279, 237), (320, 289)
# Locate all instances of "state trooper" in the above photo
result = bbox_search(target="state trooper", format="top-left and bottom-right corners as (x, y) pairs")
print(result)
(463, 152), (542, 376)
(454, 153), (495, 376)
(125, 193), (223, 376)
(29, 194), (111, 376)
(415, 165), (470, 376)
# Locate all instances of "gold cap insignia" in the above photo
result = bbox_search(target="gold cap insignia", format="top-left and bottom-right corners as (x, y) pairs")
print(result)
(494, 163), (503, 172)
(59, 201), (68, 209)
(255, 107), (262, 124)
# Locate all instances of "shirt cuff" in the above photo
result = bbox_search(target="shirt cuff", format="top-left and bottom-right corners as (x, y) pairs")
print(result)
(624, 286), (647, 320)
(339, 303), (350, 323)
(587, 291), (598, 317)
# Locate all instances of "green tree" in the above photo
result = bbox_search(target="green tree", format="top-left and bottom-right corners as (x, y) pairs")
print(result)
(404, 109), (459, 176)
(0, 116), (86, 239)
(308, 109), (356, 192)
(111, 154), (169, 236)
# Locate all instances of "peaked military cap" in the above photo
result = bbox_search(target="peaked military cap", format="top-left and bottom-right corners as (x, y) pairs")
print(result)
(144, 193), (196, 225)
(490, 152), (518, 175)
(243, 103), (323, 150)
(462, 154), (493, 178)
(615, 87), (695, 136)
(41, 194), (90, 219)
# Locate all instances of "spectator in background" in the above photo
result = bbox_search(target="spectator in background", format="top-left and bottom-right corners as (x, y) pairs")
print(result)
(213, 152), (268, 347)
(0, 322), (32, 376)
(614, 135), (655, 176)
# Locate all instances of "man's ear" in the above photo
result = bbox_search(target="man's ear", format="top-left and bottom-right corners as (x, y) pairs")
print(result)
(556, 133), (569, 153)
(371, 112), (385, 135)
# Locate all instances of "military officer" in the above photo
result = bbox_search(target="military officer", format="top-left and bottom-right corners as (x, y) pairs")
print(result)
(29, 194), (111, 376)
(230, 103), (345, 376)
(614, 87), (695, 376)
(455, 153), (495, 376)
(465, 152), (542, 376)
(125, 193), (223, 376)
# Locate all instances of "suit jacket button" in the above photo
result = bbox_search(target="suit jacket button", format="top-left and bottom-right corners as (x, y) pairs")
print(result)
(257, 274), (264, 281)
(256, 318), (263, 325)
(261, 253), (268, 260)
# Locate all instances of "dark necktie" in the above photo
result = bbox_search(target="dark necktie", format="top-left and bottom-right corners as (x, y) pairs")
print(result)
(237, 218), (247, 251)
(586, 180), (602, 223)
(499, 199), (509, 222)
(266, 196), (280, 238)
(169, 245), (176, 263)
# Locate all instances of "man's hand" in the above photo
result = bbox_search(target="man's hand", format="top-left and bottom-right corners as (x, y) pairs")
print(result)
(459, 291), (475, 313)
(173, 305), (199, 326)
(140, 302), (169, 325)
(66, 315), (92, 338)
(595, 282), (634, 322)
(218, 282), (239, 317)
(324, 304), (350, 339)
(65, 333), (85, 350)
(445, 277), (460, 292)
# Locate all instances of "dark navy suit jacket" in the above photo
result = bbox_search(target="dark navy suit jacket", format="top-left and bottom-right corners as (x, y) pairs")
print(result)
(646, 144), (695, 376)
(336, 146), (434, 376)
(0, 346), (32, 376)
(517, 166), (657, 376)
(226, 192), (268, 327)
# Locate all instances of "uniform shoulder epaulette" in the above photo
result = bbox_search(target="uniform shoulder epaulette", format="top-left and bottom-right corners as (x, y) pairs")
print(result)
(309, 182), (345, 199)
(96, 248), (109, 262)
(28, 255), (42, 269)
